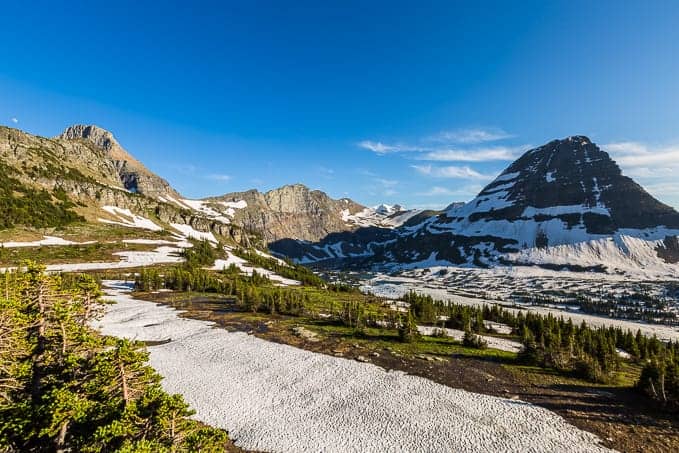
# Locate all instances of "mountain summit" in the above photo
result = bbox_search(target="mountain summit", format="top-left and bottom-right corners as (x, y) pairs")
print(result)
(58, 125), (179, 199)
(456, 136), (679, 232)
(436, 135), (679, 247)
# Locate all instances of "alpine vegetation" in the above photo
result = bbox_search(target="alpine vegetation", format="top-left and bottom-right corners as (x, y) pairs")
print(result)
(0, 263), (228, 452)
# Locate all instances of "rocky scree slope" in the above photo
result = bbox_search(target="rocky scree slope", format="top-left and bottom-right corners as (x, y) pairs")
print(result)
(270, 136), (679, 274)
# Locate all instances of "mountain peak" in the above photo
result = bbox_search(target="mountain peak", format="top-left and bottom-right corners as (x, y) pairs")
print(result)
(58, 124), (179, 199)
(59, 124), (119, 152)
(446, 136), (679, 241)
(59, 124), (142, 169)
(565, 135), (592, 144)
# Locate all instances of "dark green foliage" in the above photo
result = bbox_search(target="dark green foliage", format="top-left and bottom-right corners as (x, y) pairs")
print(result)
(637, 344), (679, 411)
(0, 263), (229, 451)
(400, 290), (679, 389)
(135, 264), (311, 318)
(462, 329), (487, 349)
(398, 311), (419, 343)
(231, 248), (331, 288)
(0, 163), (84, 229)
(180, 240), (218, 267)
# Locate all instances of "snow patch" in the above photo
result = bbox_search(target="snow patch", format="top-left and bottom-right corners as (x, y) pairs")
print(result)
(417, 325), (522, 353)
(0, 236), (96, 248)
(211, 249), (299, 286)
(95, 282), (612, 453)
(99, 206), (162, 231)
(170, 224), (217, 243)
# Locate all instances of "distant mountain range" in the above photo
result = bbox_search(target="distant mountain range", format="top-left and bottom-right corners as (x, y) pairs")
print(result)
(268, 136), (679, 276)
(2, 124), (678, 275)
(0, 124), (420, 246)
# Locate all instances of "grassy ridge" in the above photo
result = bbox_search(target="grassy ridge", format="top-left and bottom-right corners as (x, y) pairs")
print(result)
(0, 162), (83, 229)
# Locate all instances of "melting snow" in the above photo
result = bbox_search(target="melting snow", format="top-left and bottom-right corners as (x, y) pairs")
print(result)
(417, 325), (522, 353)
(343, 206), (421, 228)
(170, 224), (217, 243)
(493, 171), (521, 183)
(0, 236), (96, 248)
(211, 249), (300, 285)
(95, 282), (612, 453)
(0, 245), (186, 273)
(99, 206), (163, 231)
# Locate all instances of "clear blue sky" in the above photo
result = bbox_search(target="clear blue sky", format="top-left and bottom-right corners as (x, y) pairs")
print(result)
(2, 0), (679, 209)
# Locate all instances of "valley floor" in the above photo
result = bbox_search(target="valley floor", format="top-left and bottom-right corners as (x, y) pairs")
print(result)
(362, 270), (679, 342)
(94, 281), (679, 453)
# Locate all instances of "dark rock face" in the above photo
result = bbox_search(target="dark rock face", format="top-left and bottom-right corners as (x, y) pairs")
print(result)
(461, 136), (679, 230)
(657, 236), (679, 264)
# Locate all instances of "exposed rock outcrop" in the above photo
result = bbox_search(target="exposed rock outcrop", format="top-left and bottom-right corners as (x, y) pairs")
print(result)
(210, 185), (368, 242)
(58, 125), (180, 200)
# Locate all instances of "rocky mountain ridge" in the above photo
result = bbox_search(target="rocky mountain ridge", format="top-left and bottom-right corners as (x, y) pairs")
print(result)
(0, 124), (417, 246)
(5, 123), (677, 276)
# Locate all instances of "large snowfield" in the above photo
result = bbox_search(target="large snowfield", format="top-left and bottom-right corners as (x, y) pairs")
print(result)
(95, 281), (613, 453)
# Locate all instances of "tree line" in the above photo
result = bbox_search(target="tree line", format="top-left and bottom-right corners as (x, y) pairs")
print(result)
(136, 261), (679, 412)
(402, 291), (679, 410)
(0, 162), (84, 230)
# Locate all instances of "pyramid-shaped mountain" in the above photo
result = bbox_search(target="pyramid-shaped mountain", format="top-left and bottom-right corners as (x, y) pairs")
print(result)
(444, 136), (679, 236)
(271, 136), (679, 273)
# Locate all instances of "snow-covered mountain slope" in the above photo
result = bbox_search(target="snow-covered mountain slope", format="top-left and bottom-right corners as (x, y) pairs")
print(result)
(342, 204), (423, 228)
(270, 136), (679, 277)
(507, 234), (679, 277)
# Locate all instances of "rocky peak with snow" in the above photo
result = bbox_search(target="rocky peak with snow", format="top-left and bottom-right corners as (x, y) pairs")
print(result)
(444, 135), (679, 236)
(375, 204), (403, 215)
(270, 136), (679, 276)
(206, 184), (365, 242)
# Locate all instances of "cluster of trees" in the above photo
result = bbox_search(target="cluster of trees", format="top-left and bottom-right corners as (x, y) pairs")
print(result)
(517, 314), (622, 382)
(230, 248), (327, 287)
(0, 162), (84, 229)
(513, 288), (679, 326)
(136, 265), (313, 317)
(179, 239), (218, 267)
(577, 295), (678, 325)
(403, 291), (507, 333)
(136, 260), (679, 410)
(231, 248), (357, 292)
(0, 262), (228, 451)
(637, 343), (679, 410)
(400, 290), (679, 409)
